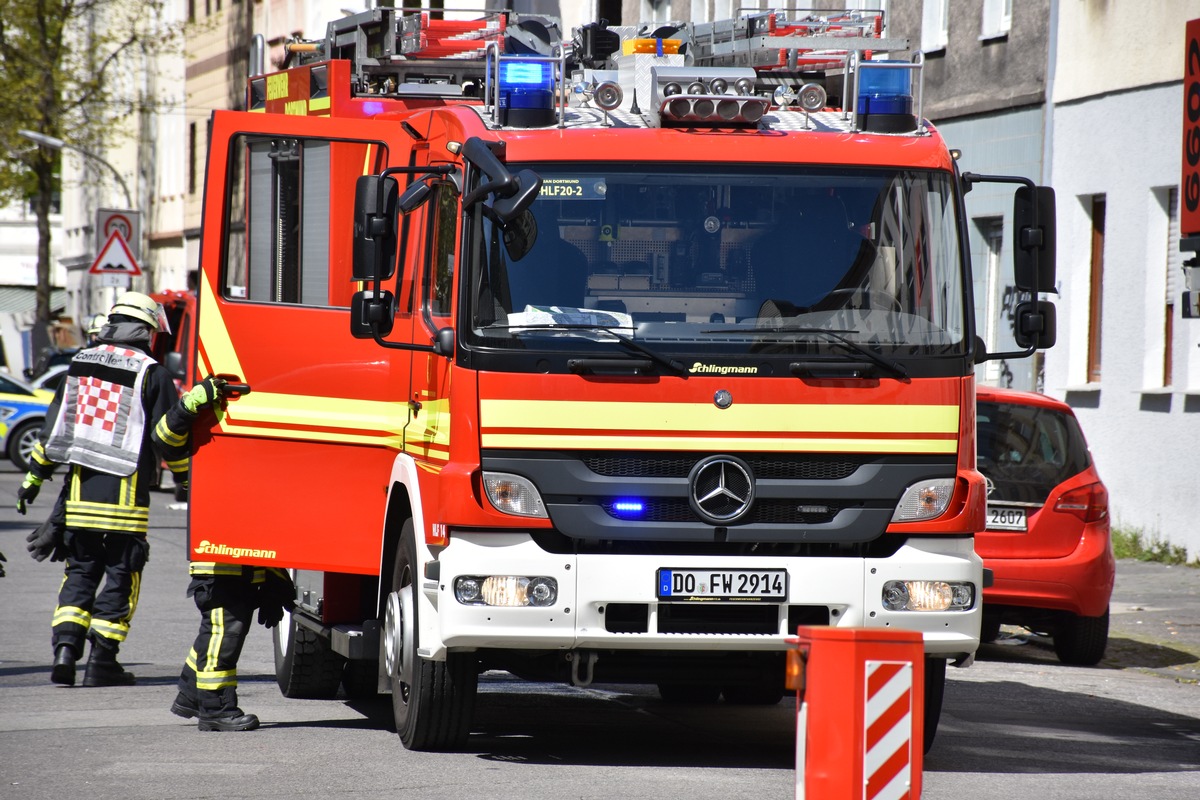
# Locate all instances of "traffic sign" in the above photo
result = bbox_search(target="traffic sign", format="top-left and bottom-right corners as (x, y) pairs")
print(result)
(97, 208), (140, 258)
(88, 230), (143, 276)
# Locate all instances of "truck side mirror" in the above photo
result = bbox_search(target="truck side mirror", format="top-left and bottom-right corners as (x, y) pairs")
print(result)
(353, 174), (399, 281)
(1014, 299), (1056, 350)
(1013, 185), (1056, 293)
(492, 169), (543, 224)
(350, 289), (396, 338)
(164, 350), (185, 381)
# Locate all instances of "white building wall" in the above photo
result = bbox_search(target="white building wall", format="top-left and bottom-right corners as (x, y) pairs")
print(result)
(1046, 82), (1200, 553)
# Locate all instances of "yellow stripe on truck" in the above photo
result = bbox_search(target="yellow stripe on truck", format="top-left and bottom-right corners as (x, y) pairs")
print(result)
(480, 399), (959, 453)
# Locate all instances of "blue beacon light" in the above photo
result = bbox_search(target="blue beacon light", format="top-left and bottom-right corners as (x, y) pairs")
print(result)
(856, 61), (917, 133)
(498, 60), (556, 128)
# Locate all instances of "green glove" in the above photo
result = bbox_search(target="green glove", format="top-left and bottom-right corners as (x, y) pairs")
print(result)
(181, 376), (228, 413)
(16, 473), (42, 515)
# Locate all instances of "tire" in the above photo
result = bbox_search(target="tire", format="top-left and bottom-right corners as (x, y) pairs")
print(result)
(1054, 610), (1109, 666)
(274, 608), (345, 699)
(341, 658), (381, 700)
(979, 612), (1002, 644)
(657, 683), (721, 704)
(7, 420), (41, 473)
(923, 656), (947, 754)
(387, 520), (477, 750)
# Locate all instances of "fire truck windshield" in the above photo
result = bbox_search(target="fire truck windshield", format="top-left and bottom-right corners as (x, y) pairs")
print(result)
(465, 164), (966, 372)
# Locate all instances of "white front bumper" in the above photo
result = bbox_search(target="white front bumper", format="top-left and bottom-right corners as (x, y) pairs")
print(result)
(422, 532), (981, 660)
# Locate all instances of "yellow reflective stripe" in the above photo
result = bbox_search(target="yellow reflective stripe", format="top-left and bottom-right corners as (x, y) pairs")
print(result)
(205, 607), (224, 670)
(32, 441), (53, 466)
(65, 500), (150, 519)
(186, 648), (199, 671)
(165, 456), (189, 472)
(189, 562), (245, 576)
(63, 514), (149, 534)
(89, 619), (129, 642)
(53, 606), (91, 628)
(217, 391), (408, 447)
(479, 400), (960, 453)
(195, 671), (238, 690)
(155, 415), (188, 448)
(403, 397), (451, 461)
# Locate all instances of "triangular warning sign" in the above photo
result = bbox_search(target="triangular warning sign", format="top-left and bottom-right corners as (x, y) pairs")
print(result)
(88, 230), (142, 276)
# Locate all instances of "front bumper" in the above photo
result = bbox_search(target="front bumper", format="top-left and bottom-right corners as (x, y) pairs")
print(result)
(423, 532), (982, 661)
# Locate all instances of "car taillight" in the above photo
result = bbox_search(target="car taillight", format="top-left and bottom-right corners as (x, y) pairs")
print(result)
(1054, 482), (1108, 523)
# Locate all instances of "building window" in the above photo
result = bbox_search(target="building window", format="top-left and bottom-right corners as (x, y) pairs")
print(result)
(1087, 195), (1106, 384)
(976, 218), (1005, 383)
(1165, 187), (1181, 387)
(188, 122), (197, 196)
(980, 0), (1012, 40)
(921, 0), (949, 53)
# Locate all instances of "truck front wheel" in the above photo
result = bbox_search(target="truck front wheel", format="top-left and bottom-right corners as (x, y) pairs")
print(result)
(386, 520), (477, 750)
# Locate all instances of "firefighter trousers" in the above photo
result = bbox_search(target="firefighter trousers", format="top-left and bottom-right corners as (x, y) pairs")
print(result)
(52, 530), (148, 658)
(177, 574), (256, 717)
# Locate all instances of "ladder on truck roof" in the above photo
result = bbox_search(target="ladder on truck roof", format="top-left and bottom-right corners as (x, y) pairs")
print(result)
(684, 9), (909, 80)
(284, 7), (557, 98)
(280, 7), (913, 121)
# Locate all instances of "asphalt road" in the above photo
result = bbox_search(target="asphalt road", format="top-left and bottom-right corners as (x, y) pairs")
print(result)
(1, 459), (1198, 799)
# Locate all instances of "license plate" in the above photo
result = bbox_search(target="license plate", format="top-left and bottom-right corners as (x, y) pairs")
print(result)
(987, 506), (1028, 531)
(657, 568), (787, 601)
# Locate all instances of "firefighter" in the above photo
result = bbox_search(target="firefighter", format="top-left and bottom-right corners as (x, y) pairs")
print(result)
(84, 313), (108, 345)
(16, 291), (185, 687)
(156, 376), (297, 732)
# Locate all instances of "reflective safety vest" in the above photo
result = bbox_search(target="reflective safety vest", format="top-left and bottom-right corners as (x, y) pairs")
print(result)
(44, 345), (156, 477)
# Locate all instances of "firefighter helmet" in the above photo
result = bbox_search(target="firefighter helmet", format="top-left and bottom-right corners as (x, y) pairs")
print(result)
(85, 314), (108, 336)
(108, 291), (170, 333)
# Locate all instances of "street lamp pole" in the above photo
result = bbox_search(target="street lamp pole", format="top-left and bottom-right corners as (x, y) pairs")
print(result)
(17, 129), (134, 209)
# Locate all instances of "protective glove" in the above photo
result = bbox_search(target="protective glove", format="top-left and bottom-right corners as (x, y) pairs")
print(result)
(16, 473), (42, 515)
(257, 568), (297, 628)
(181, 376), (228, 414)
(26, 517), (67, 563)
(0, 550), (7, 578)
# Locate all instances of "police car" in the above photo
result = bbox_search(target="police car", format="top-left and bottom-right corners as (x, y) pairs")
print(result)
(0, 372), (54, 473)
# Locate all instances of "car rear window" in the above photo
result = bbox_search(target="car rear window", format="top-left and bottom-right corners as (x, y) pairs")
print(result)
(977, 400), (1090, 504)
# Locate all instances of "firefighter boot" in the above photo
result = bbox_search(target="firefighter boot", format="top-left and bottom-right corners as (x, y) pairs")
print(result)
(50, 645), (77, 686)
(170, 692), (199, 719)
(198, 711), (260, 732)
(82, 641), (136, 687)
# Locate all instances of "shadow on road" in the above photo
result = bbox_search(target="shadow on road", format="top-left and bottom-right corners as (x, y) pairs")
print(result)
(977, 631), (1200, 675)
(929, 677), (1200, 776)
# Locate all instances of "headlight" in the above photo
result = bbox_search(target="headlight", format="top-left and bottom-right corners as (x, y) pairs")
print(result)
(882, 580), (975, 612)
(482, 471), (547, 518)
(454, 576), (558, 607)
(891, 478), (955, 522)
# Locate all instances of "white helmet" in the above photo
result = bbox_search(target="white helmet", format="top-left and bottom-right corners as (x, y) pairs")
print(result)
(85, 314), (108, 336)
(108, 291), (170, 333)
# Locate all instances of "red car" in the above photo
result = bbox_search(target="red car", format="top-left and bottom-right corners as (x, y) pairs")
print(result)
(975, 386), (1114, 665)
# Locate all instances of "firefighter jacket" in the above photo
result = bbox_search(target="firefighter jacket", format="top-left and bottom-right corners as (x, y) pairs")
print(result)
(29, 334), (185, 536)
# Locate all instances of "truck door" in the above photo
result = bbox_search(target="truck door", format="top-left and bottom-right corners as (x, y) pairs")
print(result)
(189, 110), (415, 574)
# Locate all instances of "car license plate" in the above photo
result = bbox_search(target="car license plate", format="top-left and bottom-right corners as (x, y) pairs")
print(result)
(657, 568), (787, 601)
(987, 506), (1027, 531)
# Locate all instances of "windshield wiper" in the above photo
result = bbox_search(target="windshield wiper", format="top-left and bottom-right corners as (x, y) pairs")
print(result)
(484, 323), (688, 375)
(702, 325), (910, 382)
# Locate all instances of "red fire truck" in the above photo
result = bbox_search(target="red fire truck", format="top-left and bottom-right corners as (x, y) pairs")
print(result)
(189, 8), (1055, 751)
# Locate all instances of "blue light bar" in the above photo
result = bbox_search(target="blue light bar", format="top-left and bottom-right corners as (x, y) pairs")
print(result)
(498, 59), (556, 127)
(857, 61), (916, 133)
(501, 61), (551, 87)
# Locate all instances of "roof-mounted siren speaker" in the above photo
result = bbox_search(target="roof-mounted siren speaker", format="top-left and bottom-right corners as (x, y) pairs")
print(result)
(594, 81), (623, 111)
(856, 61), (918, 133)
(650, 66), (766, 128)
